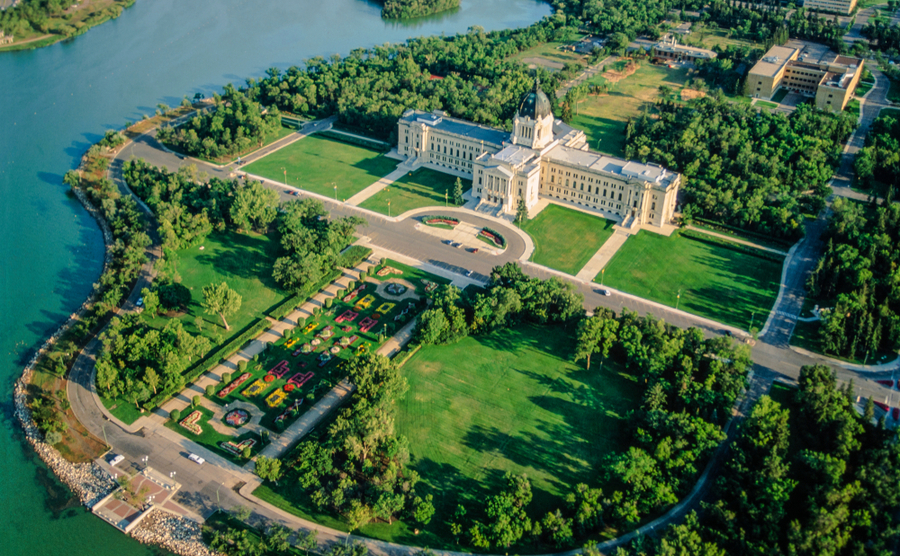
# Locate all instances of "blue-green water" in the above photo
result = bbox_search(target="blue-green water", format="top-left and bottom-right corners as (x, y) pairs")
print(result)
(0, 0), (550, 553)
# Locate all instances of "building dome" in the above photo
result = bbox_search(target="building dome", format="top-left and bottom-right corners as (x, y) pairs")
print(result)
(517, 80), (551, 120)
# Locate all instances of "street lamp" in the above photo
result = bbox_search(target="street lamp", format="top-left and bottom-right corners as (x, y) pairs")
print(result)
(675, 289), (682, 311)
(333, 182), (337, 201)
(600, 268), (605, 286)
(280, 167), (287, 186)
(445, 189), (448, 208)
(387, 199), (391, 218)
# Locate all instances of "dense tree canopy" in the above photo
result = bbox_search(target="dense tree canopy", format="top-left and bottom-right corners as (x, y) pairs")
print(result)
(807, 197), (900, 359)
(854, 112), (900, 201)
(157, 84), (281, 160)
(379, 0), (459, 19)
(625, 96), (856, 239)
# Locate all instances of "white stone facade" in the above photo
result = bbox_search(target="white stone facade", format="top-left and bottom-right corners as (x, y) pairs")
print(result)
(396, 84), (680, 230)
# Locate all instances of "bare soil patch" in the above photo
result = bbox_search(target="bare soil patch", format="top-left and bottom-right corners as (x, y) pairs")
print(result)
(602, 59), (639, 83)
(680, 88), (706, 101)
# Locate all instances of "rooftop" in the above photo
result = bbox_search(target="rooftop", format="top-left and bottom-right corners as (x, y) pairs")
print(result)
(493, 145), (536, 167)
(748, 45), (800, 78)
(400, 110), (508, 146)
(545, 146), (678, 188)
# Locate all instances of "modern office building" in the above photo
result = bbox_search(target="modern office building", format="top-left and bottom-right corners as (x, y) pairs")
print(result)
(747, 43), (864, 111)
(804, 0), (857, 15)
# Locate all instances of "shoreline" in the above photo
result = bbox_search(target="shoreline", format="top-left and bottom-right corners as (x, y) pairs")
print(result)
(13, 141), (219, 556)
(0, 0), (137, 53)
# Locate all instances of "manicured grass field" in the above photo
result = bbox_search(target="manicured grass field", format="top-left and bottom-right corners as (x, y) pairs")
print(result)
(147, 230), (287, 345)
(395, 323), (640, 546)
(570, 64), (691, 157)
(601, 231), (783, 330)
(756, 100), (779, 110)
(164, 405), (261, 464)
(771, 88), (790, 103)
(243, 135), (398, 198)
(509, 33), (586, 70)
(358, 168), (463, 216)
(368, 259), (451, 295)
(521, 204), (615, 275)
(856, 80), (875, 97)
(254, 323), (641, 550)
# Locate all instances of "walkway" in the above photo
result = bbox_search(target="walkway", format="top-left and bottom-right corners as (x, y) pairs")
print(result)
(685, 225), (788, 256)
(574, 229), (631, 281)
(345, 166), (409, 205)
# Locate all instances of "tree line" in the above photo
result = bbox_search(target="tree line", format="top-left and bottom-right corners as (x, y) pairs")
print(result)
(806, 197), (900, 360)
(854, 111), (900, 202)
(378, 0), (459, 20)
(156, 84), (282, 161)
(614, 365), (900, 556)
(625, 95), (856, 240)
(412, 263), (750, 549)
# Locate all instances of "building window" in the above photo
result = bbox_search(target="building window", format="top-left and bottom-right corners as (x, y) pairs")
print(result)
(652, 202), (656, 210)
(618, 193), (622, 201)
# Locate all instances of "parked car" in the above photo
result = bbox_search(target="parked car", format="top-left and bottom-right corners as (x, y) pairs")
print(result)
(107, 453), (125, 466)
(455, 242), (463, 249)
(188, 453), (205, 465)
(469, 248), (479, 253)
(465, 270), (473, 277)
(136, 297), (144, 307)
(596, 289), (611, 297)
(722, 329), (734, 338)
(442, 239), (452, 245)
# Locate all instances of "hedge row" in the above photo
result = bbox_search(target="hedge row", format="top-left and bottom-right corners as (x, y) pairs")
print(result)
(268, 268), (343, 321)
(692, 217), (795, 250)
(680, 230), (786, 263)
(144, 317), (271, 411)
(318, 129), (390, 152)
(480, 226), (506, 248)
(336, 245), (373, 269)
(393, 343), (422, 368)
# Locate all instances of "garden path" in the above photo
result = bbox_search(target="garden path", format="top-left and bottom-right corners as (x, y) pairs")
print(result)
(574, 228), (631, 281)
(344, 166), (411, 205)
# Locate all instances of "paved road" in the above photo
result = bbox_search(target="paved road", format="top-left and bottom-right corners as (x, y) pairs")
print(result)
(63, 117), (900, 554)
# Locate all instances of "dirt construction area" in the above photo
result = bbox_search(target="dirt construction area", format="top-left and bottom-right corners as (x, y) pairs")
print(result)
(602, 59), (639, 83)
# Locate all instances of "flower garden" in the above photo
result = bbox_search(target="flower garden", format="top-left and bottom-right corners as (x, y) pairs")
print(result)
(206, 265), (447, 432)
(163, 405), (261, 464)
(422, 215), (460, 229)
(478, 227), (506, 249)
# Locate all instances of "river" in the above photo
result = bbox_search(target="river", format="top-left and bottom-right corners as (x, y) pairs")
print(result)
(0, 0), (550, 553)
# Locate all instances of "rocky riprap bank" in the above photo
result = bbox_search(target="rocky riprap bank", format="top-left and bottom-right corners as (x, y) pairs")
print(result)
(132, 511), (220, 556)
(14, 148), (221, 556)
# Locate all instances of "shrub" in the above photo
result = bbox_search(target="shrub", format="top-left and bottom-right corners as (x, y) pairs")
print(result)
(358, 270), (368, 281)
(335, 245), (373, 269)
(242, 446), (251, 459)
(222, 372), (232, 384)
(205, 384), (215, 397)
(192, 395), (200, 408)
(479, 226), (506, 248)
(347, 280), (356, 290)
(237, 360), (247, 372)
(325, 297), (333, 308)
(170, 408), (181, 421)
(157, 282), (191, 310)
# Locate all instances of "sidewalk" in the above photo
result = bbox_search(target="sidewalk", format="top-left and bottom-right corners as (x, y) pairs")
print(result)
(575, 229), (631, 281)
(345, 166), (409, 205)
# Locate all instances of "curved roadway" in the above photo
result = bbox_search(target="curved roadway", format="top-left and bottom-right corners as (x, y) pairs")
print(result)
(65, 103), (900, 554)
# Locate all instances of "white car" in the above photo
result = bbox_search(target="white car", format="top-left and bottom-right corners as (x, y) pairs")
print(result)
(108, 454), (125, 466)
(188, 453), (205, 465)
(597, 289), (612, 297)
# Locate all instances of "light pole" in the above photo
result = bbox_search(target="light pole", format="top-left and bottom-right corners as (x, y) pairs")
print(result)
(280, 167), (287, 186)
(101, 423), (109, 449)
(445, 190), (448, 208)
(749, 312), (755, 331)
(675, 289), (682, 311)
(387, 199), (391, 218)
(600, 268), (605, 286)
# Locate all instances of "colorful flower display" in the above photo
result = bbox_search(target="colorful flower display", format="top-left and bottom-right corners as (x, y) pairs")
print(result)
(179, 410), (203, 435)
(242, 379), (267, 397)
(224, 409), (250, 427)
(266, 388), (288, 408)
(218, 372), (252, 398)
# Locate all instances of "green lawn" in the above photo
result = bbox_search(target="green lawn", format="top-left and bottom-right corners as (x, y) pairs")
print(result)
(358, 168), (463, 216)
(771, 88), (790, 103)
(570, 64), (692, 157)
(147, 230), (287, 345)
(368, 258), (451, 295)
(509, 33), (586, 69)
(601, 231), (783, 330)
(881, 107), (900, 120)
(888, 78), (900, 104)
(255, 323), (641, 550)
(845, 99), (861, 119)
(243, 134), (398, 199)
(164, 405), (262, 465)
(522, 204), (615, 275)
(756, 100), (779, 110)
(856, 80), (875, 97)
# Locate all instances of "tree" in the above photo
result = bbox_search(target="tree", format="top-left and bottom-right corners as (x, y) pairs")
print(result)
(294, 529), (318, 556)
(516, 198), (528, 224)
(374, 491), (405, 524)
(345, 499), (373, 533)
(254, 455), (283, 483)
(231, 505), (252, 521)
(140, 287), (160, 317)
(230, 180), (279, 232)
(411, 494), (435, 525)
(453, 177), (465, 205)
(63, 170), (80, 189)
(45, 430), (63, 445)
(574, 309), (619, 369)
(201, 281), (242, 330)
(144, 367), (160, 395)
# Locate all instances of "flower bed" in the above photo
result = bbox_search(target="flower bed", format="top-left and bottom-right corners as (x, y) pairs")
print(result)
(288, 371), (315, 387)
(275, 399), (304, 424)
(335, 309), (359, 323)
(303, 322), (318, 334)
(225, 409), (250, 427)
(284, 383), (296, 393)
(375, 302), (395, 314)
(242, 379), (267, 397)
(342, 284), (366, 303)
(422, 280), (439, 294)
(376, 266), (403, 278)
(341, 335), (359, 347)
(478, 227), (506, 248)
(266, 388), (288, 408)
(221, 438), (255, 456)
(358, 316), (378, 333)
(264, 374), (275, 383)
(268, 360), (290, 378)
(355, 294), (376, 310)
(179, 410), (203, 435)
(218, 372), (252, 398)
(423, 215), (460, 227)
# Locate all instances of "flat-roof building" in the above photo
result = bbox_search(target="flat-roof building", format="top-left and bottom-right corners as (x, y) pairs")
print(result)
(397, 82), (680, 231)
(746, 42), (863, 112)
(803, 0), (857, 15)
(650, 36), (717, 64)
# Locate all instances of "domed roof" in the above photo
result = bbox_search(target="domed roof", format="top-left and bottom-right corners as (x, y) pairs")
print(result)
(517, 79), (551, 120)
